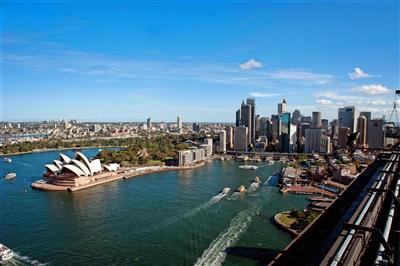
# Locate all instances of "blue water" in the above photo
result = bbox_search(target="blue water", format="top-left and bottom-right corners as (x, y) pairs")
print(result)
(0, 149), (308, 265)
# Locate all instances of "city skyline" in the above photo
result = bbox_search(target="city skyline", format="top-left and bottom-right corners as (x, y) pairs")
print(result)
(2, 1), (399, 122)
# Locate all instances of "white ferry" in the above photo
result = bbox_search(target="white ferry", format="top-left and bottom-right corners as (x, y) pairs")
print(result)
(0, 243), (14, 262)
(238, 165), (258, 170)
(2, 157), (12, 163)
(220, 187), (230, 194)
(4, 173), (16, 180)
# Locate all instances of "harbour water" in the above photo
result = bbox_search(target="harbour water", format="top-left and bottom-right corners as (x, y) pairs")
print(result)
(0, 149), (308, 265)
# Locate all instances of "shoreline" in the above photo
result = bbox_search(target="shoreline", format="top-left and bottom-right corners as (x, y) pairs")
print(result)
(0, 146), (122, 157)
(31, 162), (207, 192)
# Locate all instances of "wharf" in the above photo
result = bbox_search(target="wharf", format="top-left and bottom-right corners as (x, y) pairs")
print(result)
(281, 185), (337, 198)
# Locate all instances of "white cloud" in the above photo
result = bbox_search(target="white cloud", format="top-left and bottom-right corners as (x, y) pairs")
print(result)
(352, 84), (391, 95)
(249, 92), (280, 98)
(266, 70), (334, 84)
(239, 59), (263, 70)
(366, 99), (386, 105)
(316, 99), (333, 105)
(348, 67), (370, 80)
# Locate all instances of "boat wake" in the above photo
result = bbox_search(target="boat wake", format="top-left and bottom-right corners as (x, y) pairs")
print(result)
(193, 207), (257, 266)
(183, 192), (229, 218)
(7, 252), (47, 266)
(227, 192), (241, 201)
(247, 182), (259, 192)
(139, 191), (229, 233)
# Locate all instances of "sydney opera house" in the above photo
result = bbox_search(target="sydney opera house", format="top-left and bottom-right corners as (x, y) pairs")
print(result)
(43, 152), (120, 187)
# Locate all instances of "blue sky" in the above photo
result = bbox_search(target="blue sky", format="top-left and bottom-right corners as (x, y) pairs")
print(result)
(2, 1), (399, 122)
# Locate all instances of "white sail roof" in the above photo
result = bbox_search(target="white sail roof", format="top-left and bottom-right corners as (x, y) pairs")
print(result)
(45, 164), (61, 174)
(75, 152), (93, 175)
(71, 159), (91, 176)
(59, 153), (71, 164)
(63, 164), (86, 176)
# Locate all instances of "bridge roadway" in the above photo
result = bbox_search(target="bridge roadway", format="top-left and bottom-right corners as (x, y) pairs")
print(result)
(268, 143), (400, 266)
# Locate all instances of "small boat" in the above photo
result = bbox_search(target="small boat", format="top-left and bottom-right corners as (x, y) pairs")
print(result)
(236, 185), (246, 193)
(2, 157), (12, 163)
(220, 187), (230, 194)
(239, 165), (258, 170)
(0, 243), (14, 262)
(4, 173), (16, 180)
(98, 149), (103, 152)
(252, 176), (261, 183)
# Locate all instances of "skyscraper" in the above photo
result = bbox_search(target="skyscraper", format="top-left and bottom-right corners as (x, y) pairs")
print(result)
(305, 128), (322, 153)
(271, 115), (280, 142)
(240, 101), (252, 145)
(246, 98), (256, 144)
(259, 117), (270, 137)
(368, 119), (385, 149)
(360, 111), (371, 144)
(280, 112), (291, 152)
(234, 126), (248, 151)
(177, 116), (182, 129)
(147, 117), (152, 130)
(225, 126), (234, 149)
(321, 119), (329, 131)
(338, 106), (356, 132)
(357, 115), (367, 147)
(292, 109), (302, 125)
(278, 99), (287, 115)
(235, 109), (241, 127)
(312, 111), (322, 128)
(219, 130), (226, 152)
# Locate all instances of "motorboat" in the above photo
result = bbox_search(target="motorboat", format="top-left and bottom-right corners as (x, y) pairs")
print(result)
(220, 187), (230, 194)
(0, 243), (14, 262)
(236, 185), (246, 193)
(2, 157), (12, 163)
(238, 165), (258, 170)
(252, 176), (261, 183)
(4, 173), (16, 180)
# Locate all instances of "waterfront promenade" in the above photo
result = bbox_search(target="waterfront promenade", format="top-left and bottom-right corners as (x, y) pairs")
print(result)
(281, 185), (337, 198)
